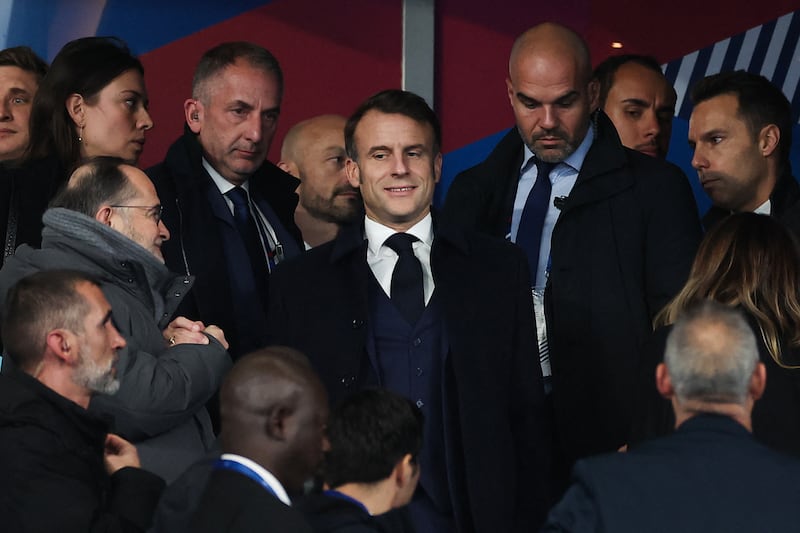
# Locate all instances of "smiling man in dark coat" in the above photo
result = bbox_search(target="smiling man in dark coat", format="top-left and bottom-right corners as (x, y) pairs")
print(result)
(441, 23), (702, 473)
(269, 89), (550, 533)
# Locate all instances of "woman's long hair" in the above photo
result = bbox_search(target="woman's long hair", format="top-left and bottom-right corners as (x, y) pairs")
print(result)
(656, 213), (800, 368)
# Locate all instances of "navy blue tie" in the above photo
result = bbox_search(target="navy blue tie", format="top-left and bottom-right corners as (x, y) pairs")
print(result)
(516, 159), (555, 284)
(226, 187), (271, 296)
(384, 233), (424, 324)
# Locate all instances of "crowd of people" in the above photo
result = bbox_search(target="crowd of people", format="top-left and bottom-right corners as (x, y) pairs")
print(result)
(0, 19), (799, 533)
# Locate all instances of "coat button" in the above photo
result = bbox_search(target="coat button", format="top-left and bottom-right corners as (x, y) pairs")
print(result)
(416, 367), (423, 376)
(416, 399), (424, 408)
(412, 337), (422, 347)
(174, 292), (181, 297)
(351, 319), (364, 329)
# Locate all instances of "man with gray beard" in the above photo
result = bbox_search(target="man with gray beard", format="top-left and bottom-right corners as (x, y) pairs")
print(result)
(0, 270), (165, 532)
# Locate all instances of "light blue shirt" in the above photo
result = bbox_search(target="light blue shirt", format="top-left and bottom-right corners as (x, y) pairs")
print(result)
(510, 126), (595, 288)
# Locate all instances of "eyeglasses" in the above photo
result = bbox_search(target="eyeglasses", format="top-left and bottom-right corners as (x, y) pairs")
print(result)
(109, 204), (163, 224)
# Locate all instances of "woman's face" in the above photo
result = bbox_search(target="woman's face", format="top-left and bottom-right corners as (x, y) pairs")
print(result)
(79, 68), (153, 163)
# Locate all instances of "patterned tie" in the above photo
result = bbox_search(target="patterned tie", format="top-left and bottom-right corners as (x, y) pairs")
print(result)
(384, 233), (424, 324)
(516, 159), (555, 284)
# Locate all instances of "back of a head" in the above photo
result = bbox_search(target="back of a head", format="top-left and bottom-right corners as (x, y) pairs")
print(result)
(26, 36), (142, 166)
(324, 388), (423, 489)
(344, 89), (441, 161)
(691, 71), (792, 170)
(0, 46), (48, 82)
(2, 270), (95, 374)
(592, 54), (665, 108)
(49, 156), (136, 217)
(665, 301), (758, 406)
(192, 41), (283, 103)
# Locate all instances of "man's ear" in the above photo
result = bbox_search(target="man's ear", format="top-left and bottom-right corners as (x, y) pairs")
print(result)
(184, 99), (203, 134)
(345, 158), (361, 188)
(588, 78), (600, 112)
(759, 124), (780, 159)
(655, 363), (674, 400)
(95, 206), (114, 226)
(393, 453), (416, 487)
(278, 160), (300, 179)
(506, 77), (515, 107)
(433, 152), (442, 184)
(749, 362), (767, 401)
(264, 404), (292, 441)
(66, 94), (85, 128)
(45, 329), (76, 364)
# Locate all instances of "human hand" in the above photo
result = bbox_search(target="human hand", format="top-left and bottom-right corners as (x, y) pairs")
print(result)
(204, 325), (229, 350)
(164, 316), (208, 346)
(104, 433), (141, 474)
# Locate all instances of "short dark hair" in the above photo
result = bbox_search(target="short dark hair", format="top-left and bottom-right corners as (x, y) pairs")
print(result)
(2, 270), (98, 372)
(323, 388), (423, 488)
(0, 46), (48, 82)
(26, 37), (144, 168)
(691, 71), (792, 170)
(192, 41), (283, 102)
(50, 156), (136, 216)
(592, 54), (665, 108)
(345, 89), (441, 161)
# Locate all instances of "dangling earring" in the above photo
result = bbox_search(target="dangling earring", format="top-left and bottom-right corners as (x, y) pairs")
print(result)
(78, 124), (84, 143)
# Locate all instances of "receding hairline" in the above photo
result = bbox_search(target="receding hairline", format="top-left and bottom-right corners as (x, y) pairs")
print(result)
(192, 56), (281, 103)
(509, 22), (592, 83)
(281, 114), (346, 162)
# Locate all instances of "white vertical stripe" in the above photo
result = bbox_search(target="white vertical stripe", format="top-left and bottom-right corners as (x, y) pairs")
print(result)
(0, 0), (15, 49)
(734, 26), (762, 70)
(761, 13), (793, 79)
(781, 38), (800, 122)
(707, 38), (730, 74)
(673, 50), (699, 115)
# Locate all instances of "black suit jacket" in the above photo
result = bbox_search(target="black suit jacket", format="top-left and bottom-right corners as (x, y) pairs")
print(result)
(441, 113), (702, 464)
(190, 469), (312, 533)
(268, 221), (551, 533)
(147, 130), (302, 357)
(543, 414), (800, 532)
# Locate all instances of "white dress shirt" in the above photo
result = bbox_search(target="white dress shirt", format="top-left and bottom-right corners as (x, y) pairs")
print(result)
(365, 213), (435, 304)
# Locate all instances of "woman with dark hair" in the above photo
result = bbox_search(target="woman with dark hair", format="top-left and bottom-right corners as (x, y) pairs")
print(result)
(633, 213), (800, 455)
(4, 36), (153, 267)
(26, 36), (153, 168)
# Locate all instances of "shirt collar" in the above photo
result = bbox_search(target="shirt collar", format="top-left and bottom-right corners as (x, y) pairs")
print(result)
(365, 212), (434, 256)
(219, 453), (291, 505)
(203, 158), (250, 195)
(520, 122), (595, 174)
(754, 198), (771, 215)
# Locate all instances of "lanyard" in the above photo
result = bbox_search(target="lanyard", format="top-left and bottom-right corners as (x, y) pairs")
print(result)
(214, 458), (278, 499)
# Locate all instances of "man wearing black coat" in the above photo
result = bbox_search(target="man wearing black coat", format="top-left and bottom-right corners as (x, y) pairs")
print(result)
(441, 23), (701, 470)
(147, 42), (302, 359)
(269, 90), (550, 533)
(0, 270), (164, 532)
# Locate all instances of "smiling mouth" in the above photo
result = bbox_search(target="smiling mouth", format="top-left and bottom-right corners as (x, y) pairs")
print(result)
(385, 186), (416, 192)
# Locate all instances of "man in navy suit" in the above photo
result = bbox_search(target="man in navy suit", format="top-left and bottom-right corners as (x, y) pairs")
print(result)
(148, 42), (302, 359)
(544, 301), (800, 532)
(269, 89), (551, 533)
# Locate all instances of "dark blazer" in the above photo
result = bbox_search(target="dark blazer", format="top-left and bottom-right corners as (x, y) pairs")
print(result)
(190, 468), (312, 533)
(703, 168), (800, 237)
(147, 130), (302, 357)
(296, 493), (417, 533)
(441, 113), (702, 464)
(268, 221), (551, 533)
(543, 414), (800, 533)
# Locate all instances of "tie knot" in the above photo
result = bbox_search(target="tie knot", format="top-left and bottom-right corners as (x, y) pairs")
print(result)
(226, 186), (249, 208)
(384, 233), (418, 255)
(535, 158), (556, 180)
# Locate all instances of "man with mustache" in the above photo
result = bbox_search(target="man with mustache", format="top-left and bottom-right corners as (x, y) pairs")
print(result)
(0, 269), (165, 532)
(592, 54), (677, 159)
(688, 71), (800, 236)
(441, 22), (701, 483)
(0, 157), (232, 483)
(148, 42), (302, 359)
(279, 115), (362, 249)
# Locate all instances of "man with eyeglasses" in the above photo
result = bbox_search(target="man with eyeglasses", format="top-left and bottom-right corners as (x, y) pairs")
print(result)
(0, 156), (232, 483)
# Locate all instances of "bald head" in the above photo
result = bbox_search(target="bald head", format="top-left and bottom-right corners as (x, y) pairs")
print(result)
(220, 346), (329, 494)
(506, 23), (597, 163)
(281, 114), (346, 163)
(509, 22), (592, 87)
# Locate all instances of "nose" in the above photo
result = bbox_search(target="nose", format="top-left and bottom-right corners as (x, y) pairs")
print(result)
(244, 112), (263, 144)
(691, 145), (707, 170)
(139, 108), (154, 131)
(110, 323), (127, 350)
(642, 110), (660, 139)
(0, 99), (11, 121)
(540, 105), (557, 130)
(392, 154), (409, 176)
(158, 219), (170, 241)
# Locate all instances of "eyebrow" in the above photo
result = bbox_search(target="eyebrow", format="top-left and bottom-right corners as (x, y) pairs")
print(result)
(621, 98), (650, 107)
(8, 87), (31, 96)
(100, 310), (113, 327)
